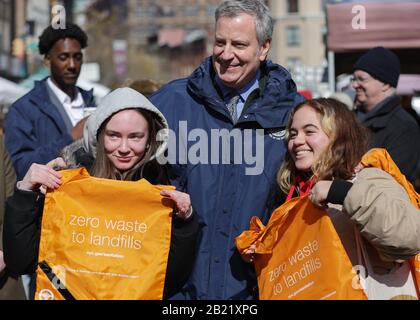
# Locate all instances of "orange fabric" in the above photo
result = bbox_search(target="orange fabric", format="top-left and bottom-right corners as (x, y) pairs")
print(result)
(285, 176), (315, 202)
(361, 148), (420, 208)
(236, 197), (367, 300)
(361, 148), (420, 296)
(36, 270), (65, 300)
(236, 147), (420, 300)
(35, 168), (174, 300)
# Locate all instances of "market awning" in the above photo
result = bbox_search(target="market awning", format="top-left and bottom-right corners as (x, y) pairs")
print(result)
(327, 2), (420, 52)
(158, 28), (186, 48)
(158, 28), (207, 48)
(397, 74), (420, 95)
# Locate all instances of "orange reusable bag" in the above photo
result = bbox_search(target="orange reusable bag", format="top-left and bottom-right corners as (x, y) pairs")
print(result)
(35, 168), (174, 300)
(361, 148), (420, 296)
(236, 197), (367, 300)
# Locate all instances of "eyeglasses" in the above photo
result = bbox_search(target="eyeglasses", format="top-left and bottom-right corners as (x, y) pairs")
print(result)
(350, 75), (373, 84)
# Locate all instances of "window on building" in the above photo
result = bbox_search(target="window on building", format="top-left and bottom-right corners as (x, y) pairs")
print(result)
(135, 7), (148, 17)
(206, 4), (218, 16)
(185, 5), (199, 17)
(0, 0), (11, 52)
(287, 57), (301, 67)
(161, 6), (176, 17)
(286, 26), (300, 46)
(287, 0), (299, 13)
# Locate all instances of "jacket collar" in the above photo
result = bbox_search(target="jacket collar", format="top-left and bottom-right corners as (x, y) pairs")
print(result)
(362, 95), (401, 129)
(187, 57), (303, 129)
(29, 77), (95, 109)
(28, 78), (95, 134)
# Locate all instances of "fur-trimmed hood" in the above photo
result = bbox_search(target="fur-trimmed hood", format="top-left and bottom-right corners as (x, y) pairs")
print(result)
(84, 87), (168, 159)
(61, 87), (169, 168)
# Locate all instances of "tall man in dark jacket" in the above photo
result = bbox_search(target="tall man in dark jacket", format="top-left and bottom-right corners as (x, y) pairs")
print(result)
(5, 23), (95, 180)
(352, 46), (420, 183)
(150, 0), (304, 300)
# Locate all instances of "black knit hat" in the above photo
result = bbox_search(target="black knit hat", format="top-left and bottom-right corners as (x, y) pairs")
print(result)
(353, 47), (400, 88)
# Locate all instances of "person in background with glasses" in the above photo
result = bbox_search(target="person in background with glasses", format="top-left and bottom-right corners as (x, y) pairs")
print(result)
(352, 46), (420, 183)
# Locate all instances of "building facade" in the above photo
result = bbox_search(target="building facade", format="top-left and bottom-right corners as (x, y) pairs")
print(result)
(0, 0), (52, 80)
(268, 0), (327, 95)
(126, 0), (220, 81)
(0, 0), (26, 80)
(83, 0), (221, 86)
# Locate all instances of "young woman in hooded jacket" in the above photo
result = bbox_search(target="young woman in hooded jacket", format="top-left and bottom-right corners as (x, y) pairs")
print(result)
(3, 87), (199, 299)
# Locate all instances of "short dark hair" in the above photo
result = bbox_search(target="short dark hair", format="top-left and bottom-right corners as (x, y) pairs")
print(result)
(38, 23), (88, 55)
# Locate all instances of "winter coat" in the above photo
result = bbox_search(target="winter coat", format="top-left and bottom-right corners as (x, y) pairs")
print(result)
(327, 167), (420, 299)
(330, 167), (420, 265)
(150, 57), (304, 299)
(4, 78), (95, 180)
(3, 88), (199, 299)
(359, 95), (420, 183)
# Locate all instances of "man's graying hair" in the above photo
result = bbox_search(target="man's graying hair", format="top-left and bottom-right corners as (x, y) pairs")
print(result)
(215, 0), (274, 45)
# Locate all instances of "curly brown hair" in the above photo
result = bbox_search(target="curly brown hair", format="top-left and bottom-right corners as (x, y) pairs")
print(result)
(277, 98), (370, 193)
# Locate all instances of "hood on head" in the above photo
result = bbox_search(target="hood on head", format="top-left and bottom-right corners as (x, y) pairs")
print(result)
(83, 87), (169, 161)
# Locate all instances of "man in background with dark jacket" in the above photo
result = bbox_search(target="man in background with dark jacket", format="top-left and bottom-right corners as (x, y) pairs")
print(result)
(151, 0), (304, 300)
(5, 23), (95, 180)
(352, 46), (420, 183)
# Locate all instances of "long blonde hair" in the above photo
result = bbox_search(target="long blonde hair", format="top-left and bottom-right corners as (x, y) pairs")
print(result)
(277, 98), (370, 194)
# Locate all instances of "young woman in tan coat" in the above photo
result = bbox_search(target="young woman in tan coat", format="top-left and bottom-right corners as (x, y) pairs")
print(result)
(243, 98), (420, 299)
(279, 98), (420, 299)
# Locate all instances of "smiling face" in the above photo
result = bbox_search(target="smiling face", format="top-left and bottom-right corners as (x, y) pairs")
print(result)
(103, 109), (149, 172)
(352, 70), (390, 111)
(212, 13), (270, 90)
(288, 106), (331, 172)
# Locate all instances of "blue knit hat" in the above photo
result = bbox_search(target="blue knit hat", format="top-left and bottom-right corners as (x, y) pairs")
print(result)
(353, 47), (400, 88)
